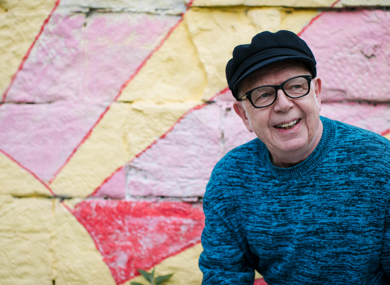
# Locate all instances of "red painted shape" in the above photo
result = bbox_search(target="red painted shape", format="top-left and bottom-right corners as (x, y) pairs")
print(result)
(0, 149), (55, 196)
(254, 278), (267, 285)
(330, 0), (342, 7)
(381, 129), (390, 136)
(1, 0), (61, 103)
(71, 200), (205, 284)
(48, 1), (195, 185)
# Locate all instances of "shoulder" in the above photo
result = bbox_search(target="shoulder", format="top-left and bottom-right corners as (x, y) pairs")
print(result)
(205, 138), (263, 201)
(323, 117), (390, 151)
(212, 138), (263, 179)
(322, 117), (390, 178)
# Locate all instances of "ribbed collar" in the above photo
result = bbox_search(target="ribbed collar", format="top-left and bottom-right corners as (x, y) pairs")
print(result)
(258, 117), (336, 181)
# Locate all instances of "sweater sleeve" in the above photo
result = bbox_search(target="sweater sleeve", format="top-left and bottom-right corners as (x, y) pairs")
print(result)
(381, 199), (390, 276)
(199, 191), (255, 284)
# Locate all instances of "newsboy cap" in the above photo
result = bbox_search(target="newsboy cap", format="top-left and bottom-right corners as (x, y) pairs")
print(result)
(226, 30), (317, 99)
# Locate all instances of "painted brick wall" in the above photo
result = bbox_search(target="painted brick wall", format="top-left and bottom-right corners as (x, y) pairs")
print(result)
(1, 0), (389, 284)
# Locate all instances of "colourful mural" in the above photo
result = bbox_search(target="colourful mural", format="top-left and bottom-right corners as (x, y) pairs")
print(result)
(1, 0), (390, 284)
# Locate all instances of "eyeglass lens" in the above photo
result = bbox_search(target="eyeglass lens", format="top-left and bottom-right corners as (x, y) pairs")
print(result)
(250, 76), (310, 108)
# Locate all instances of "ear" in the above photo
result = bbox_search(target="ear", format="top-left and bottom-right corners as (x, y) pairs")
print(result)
(313, 77), (322, 110)
(233, 101), (253, 132)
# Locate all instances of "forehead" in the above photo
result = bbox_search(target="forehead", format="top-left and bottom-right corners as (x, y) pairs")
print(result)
(239, 61), (309, 94)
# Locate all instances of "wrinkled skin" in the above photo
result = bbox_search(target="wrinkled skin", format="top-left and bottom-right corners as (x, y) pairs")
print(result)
(233, 61), (323, 168)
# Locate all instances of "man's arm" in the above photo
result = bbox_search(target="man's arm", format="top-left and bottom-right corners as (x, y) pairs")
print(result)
(199, 194), (255, 284)
(381, 199), (390, 276)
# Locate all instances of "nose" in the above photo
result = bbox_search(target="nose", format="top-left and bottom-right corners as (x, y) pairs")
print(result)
(273, 89), (294, 112)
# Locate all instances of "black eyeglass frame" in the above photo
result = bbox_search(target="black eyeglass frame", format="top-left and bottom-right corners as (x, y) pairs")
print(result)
(238, 75), (312, 109)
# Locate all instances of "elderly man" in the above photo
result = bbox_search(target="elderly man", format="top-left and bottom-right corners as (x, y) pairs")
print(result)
(199, 30), (390, 284)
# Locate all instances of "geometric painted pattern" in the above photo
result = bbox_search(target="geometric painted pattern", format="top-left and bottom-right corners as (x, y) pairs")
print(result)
(1, 0), (389, 284)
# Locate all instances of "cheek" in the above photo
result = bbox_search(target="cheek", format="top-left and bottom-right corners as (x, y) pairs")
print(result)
(250, 114), (272, 137)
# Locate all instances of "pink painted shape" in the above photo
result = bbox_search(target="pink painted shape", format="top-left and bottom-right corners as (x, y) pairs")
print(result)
(301, 10), (390, 102)
(320, 101), (390, 134)
(6, 12), (180, 103)
(72, 200), (204, 284)
(128, 104), (222, 197)
(91, 166), (126, 199)
(1, 0), (60, 102)
(124, 90), (256, 198)
(0, 102), (107, 182)
(217, 89), (257, 156)
(0, 11), (180, 181)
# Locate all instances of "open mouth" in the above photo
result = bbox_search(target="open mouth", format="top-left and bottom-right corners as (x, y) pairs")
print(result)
(274, 119), (300, 130)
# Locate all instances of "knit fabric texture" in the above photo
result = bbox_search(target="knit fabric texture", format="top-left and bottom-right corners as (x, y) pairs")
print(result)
(199, 117), (390, 284)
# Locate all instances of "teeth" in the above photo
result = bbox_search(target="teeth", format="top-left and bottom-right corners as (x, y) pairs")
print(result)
(276, 119), (299, 129)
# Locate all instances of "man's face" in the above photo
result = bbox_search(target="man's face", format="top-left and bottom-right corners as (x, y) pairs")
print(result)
(233, 61), (323, 167)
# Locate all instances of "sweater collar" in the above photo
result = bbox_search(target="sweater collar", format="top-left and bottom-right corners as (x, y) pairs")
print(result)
(260, 116), (336, 180)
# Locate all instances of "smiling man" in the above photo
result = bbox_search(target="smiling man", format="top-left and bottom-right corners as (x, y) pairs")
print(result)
(199, 31), (390, 284)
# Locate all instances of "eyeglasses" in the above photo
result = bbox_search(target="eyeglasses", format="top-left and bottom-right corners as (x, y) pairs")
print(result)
(239, 75), (312, 108)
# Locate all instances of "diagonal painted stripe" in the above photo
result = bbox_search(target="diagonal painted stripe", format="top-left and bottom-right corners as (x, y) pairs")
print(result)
(1, 0), (60, 103)
(0, 149), (55, 196)
(48, 15), (189, 185)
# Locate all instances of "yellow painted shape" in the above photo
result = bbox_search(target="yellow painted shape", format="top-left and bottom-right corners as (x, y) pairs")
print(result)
(385, 133), (390, 140)
(192, 0), (338, 7)
(50, 101), (199, 197)
(0, 0), (56, 96)
(0, 152), (53, 196)
(0, 196), (53, 284)
(124, 242), (262, 284)
(124, 243), (203, 285)
(255, 270), (263, 279)
(185, 7), (319, 101)
(119, 20), (206, 103)
(125, 101), (200, 158)
(54, 200), (115, 285)
(50, 103), (129, 197)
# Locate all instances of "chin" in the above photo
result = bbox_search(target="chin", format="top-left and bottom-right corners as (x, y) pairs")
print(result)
(277, 139), (309, 153)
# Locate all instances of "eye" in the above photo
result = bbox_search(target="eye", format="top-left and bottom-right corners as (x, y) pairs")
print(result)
(259, 93), (271, 98)
(253, 92), (271, 103)
(290, 84), (304, 90)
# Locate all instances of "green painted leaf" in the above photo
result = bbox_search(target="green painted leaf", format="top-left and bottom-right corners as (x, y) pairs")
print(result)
(155, 274), (173, 285)
(130, 282), (145, 285)
(138, 269), (153, 283)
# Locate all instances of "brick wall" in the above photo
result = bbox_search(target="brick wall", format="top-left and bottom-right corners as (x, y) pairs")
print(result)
(1, 0), (389, 284)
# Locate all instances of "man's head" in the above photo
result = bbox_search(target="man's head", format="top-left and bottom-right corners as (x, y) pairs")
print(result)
(226, 31), (323, 167)
(226, 30), (317, 99)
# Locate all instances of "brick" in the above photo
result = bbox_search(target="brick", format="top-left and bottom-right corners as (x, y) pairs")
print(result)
(6, 11), (180, 103)
(54, 200), (115, 285)
(128, 103), (222, 197)
(301, 10), (390, 102)
(0, 101), (107, 183)
(0, 196), (53, 284)
(321, 101), (390, 135)
(72, 200), (204, 284)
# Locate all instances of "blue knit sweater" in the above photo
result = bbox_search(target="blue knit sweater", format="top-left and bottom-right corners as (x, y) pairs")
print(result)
(200, 117), (390, 284)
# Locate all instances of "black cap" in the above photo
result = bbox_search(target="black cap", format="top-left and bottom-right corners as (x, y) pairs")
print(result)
(226, 30), (317, 99)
